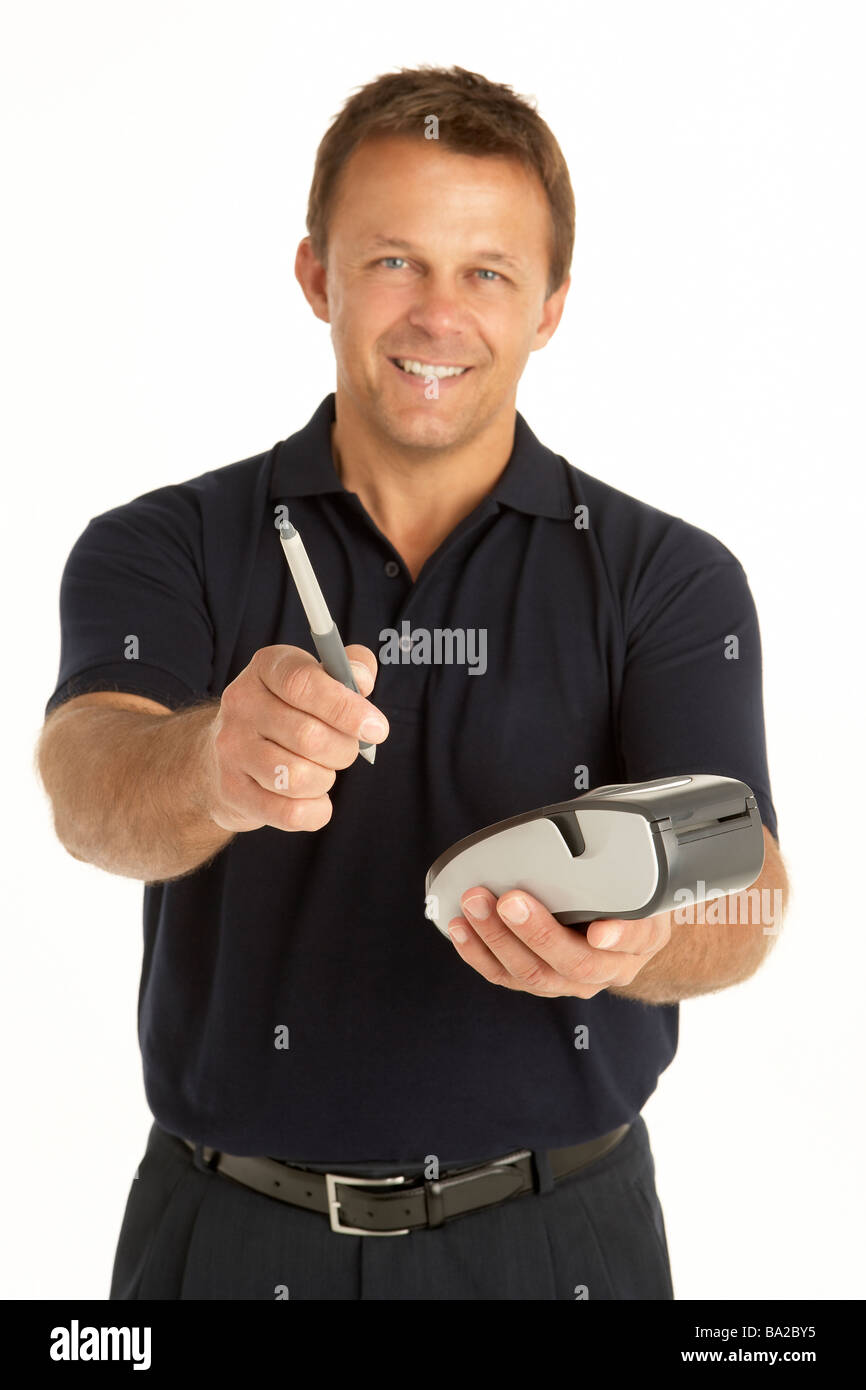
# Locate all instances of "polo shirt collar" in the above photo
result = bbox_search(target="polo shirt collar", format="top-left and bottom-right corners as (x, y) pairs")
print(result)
(268, 393), (573, 521)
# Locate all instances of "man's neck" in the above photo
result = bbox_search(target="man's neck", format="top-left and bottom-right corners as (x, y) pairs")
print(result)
(329, 392), (516, 580)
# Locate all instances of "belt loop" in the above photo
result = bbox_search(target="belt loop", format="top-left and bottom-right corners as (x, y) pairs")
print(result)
(192, 1142), (220, 1174)
(531, 1148), (555, 1195)
(424, 1179), (446, 1229)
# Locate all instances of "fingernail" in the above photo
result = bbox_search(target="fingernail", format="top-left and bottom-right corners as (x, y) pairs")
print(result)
(499, 895), (529, 924)
(462, 895), (490, 919)
(449, 924), (468, 945)
(360, 716), (388, 741)
(350, 661), (369, 684)
(594, 923), (622, 948)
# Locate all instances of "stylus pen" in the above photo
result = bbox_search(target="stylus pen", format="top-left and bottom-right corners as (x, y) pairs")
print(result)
(278, 520), (376, 764)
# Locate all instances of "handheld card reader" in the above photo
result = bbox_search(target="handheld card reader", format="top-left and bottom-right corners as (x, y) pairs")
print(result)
(424, 774), (764, 937)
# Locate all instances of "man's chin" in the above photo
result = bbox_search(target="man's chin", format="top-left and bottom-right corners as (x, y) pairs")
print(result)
(373, 400), (475, 453)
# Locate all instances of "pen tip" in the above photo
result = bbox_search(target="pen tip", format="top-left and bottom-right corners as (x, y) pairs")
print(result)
(359, 745), (376, 765)
(279, 521), (296, 540)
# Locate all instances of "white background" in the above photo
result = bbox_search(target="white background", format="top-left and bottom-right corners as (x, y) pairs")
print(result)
(2, 0), (863, 1301)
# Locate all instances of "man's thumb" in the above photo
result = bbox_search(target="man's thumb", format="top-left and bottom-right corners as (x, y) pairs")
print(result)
(349, 659), (374, 693)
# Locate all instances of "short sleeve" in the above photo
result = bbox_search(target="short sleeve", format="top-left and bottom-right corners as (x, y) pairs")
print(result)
(618, 550), (779, 841)
(44, 485), (216, 718)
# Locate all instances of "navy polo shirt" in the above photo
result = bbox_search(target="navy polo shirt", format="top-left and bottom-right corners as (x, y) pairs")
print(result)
(45, 393), (779, 1163)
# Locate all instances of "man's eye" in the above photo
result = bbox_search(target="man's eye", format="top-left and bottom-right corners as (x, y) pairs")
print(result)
(376, 258), (503, 281)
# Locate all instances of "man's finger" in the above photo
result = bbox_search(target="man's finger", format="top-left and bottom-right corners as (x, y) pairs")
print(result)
(459, 888), (620, 988)
(344, 644), (377, 696)
(585, 914), (669, 957)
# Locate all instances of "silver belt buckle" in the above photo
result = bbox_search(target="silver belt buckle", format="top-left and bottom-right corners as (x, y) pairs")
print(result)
(324, 1172), (411, 1235)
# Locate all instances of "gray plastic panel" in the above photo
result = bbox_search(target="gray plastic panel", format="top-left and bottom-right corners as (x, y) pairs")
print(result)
(424, 810), (659, 931)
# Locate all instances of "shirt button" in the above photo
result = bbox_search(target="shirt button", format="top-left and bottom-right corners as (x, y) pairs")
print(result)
(384, 560), (400, 577)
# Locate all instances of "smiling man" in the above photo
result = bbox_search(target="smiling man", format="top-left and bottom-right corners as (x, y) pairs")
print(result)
(37, 65), (787, 1302)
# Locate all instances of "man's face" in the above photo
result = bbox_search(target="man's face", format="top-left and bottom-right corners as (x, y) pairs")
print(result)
(297, 134), (569, 452)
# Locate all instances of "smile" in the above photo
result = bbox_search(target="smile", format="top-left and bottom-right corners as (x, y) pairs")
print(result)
(390, 358), (470, 379)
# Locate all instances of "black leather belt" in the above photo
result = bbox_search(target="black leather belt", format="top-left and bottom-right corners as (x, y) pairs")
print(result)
(181, 1124), (631, 1235)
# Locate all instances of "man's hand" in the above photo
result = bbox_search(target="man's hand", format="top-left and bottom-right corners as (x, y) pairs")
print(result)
(206, 644), (389, 835)
(447, 888), (671, 999)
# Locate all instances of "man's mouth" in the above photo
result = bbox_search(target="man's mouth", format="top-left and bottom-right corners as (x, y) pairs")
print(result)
(389, 357), (471, 380)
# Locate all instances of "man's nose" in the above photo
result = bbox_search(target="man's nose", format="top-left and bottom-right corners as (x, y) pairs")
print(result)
(405, 276), (468, 339)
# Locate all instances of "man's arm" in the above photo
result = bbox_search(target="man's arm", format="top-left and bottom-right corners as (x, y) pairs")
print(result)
(36, 691), (235, 882)
(607, 825), (790, 1004)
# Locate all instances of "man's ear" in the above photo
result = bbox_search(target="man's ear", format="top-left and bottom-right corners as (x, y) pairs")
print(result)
(532, 274), (571, 352)
(295, 237), (330, 324)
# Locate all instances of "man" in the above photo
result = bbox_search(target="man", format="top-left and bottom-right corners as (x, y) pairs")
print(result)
(37, 65), (788, 1301)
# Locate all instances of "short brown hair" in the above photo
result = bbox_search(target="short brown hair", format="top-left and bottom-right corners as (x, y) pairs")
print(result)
(305, 65), (575, 299)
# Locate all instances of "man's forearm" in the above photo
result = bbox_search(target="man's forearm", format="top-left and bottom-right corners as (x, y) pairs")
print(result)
(37, 702), (235, 882)
(609, 848), (789, 1005)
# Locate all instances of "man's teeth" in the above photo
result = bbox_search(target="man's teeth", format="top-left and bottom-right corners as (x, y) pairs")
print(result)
(395, 359), (468, 378)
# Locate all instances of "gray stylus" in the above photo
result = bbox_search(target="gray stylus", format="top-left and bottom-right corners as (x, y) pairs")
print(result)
(278, 520), (376, 764)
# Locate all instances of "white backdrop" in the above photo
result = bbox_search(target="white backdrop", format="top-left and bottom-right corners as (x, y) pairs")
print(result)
(2, 0), (863, 1301)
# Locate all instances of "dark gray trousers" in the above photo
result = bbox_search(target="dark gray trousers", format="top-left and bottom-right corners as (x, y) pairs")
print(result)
(109, 1115), (674, 1300)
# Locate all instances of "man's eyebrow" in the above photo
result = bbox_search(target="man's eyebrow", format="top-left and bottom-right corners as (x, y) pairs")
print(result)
(365, 235), (524, 271)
